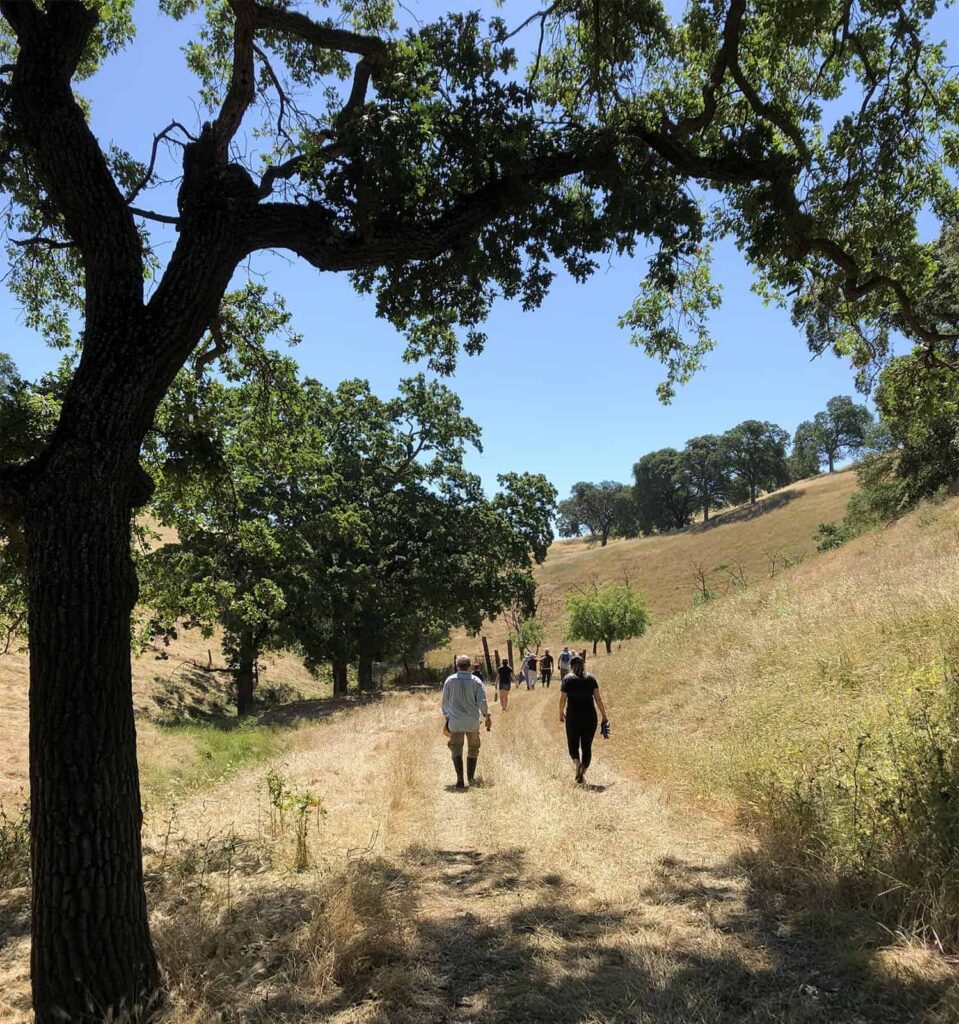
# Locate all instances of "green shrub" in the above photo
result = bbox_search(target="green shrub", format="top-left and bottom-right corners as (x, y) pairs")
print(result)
(814, 520), (852, 551)
(815, 479), (907, 552)
(741, 663), (959, 949)
(843, 479), (903, 533)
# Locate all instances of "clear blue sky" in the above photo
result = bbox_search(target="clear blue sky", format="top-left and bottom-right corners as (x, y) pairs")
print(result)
(3, 1), (954, 499)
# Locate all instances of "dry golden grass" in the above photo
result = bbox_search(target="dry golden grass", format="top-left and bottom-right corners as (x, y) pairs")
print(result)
(6, 679), (955, 1022)
(4, 474), (959, 1022)
(595, 491), (959, 805)
(0, 625), (328, 804)
(447, 471), (859, 662)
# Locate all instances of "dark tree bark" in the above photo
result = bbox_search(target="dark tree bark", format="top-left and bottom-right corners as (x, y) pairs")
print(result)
(332, 659), (349, 696)
(357, 653), (375, 691)
(592, 639), (598, 655)
(750, 483), (757, 503)
(604, 638), (613, 654)
(827, 451), (836, 472)
(22, 452), (160, 1023)
(235, 636), (258, 716)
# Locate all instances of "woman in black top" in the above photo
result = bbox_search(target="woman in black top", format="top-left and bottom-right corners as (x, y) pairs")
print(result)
(559, 655), (609, 784)
(496, 659), (514, 711)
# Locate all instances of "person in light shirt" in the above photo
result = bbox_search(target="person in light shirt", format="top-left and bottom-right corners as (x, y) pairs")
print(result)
(441, 654), (492, 788)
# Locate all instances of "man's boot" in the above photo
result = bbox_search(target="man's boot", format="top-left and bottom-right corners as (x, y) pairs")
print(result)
(467, 757), (478, 785)
(452, 755), (466, 788)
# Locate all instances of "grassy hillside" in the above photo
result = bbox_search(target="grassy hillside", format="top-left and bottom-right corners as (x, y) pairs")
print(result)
(593, 489), (959, 950)
(450, 470), (859, 660)
(0, 623), (328, 804)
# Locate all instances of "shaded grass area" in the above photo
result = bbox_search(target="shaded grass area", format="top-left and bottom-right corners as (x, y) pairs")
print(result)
(129, 847), (959, 1022)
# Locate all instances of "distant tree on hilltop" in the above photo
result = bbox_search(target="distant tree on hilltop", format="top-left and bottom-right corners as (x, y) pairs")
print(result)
(677, 435), (732, 523)
(723, 420), (790, 504)
(557, 480), (636, 546)
(632, 448), (695, 535)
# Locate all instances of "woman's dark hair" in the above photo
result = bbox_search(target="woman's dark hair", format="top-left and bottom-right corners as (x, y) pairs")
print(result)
(569, 655), (584, 668)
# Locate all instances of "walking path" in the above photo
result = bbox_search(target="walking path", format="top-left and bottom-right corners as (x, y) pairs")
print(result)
(2, 686), (951, 1022)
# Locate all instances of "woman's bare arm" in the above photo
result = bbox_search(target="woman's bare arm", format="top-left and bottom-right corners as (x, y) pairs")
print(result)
(595, 688), (608, 721)
(559, 692), (567, 722)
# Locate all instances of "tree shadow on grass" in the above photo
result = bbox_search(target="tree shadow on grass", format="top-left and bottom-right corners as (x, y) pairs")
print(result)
(145, 845), (956, 1023)
(697, 487), (806, 530)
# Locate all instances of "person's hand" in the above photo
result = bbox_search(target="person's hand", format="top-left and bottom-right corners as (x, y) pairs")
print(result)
(559, 712), (565, 723)
(485, 714), (492, 732)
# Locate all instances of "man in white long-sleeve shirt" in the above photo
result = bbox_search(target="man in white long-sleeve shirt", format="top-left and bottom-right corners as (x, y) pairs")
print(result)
(442, 654), (492, 788)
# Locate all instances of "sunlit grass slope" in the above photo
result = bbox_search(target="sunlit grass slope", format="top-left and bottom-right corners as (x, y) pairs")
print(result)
(599, 492), (959, 801)
(451, 470), (859, 659)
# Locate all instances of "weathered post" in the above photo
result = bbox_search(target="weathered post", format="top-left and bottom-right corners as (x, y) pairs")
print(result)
(481, 636), (494, 678)
(507, 638), (514, 668)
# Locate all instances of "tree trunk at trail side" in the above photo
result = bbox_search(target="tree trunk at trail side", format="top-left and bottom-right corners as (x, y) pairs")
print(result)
(750, 484), (757, 504)
(24, 467), (160, 1024)
(605, 638), (613, 654)
(827, 452), (835, 473)
(592, 639), (598, 655)
(357, 654), (375, 691)
(235, 641), (257, 717)
(702, 502), (710, 522)
(332, 660), (349, 696)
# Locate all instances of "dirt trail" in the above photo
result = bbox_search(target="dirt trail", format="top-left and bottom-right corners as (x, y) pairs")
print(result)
(3, 686), (952, 1023)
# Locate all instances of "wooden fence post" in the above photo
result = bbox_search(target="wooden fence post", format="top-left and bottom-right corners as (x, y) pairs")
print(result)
(507, 639), (514, 668)
(481, 636), (494, 679)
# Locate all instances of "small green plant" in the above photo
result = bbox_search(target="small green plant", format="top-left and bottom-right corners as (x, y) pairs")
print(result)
(0, 800), (30, 887)
(263, 765), (325, 869)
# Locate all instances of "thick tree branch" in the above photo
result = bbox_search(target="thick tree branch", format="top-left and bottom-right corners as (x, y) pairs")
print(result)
(258, 154), (308, 199)
(336, 57), (376, 128)
(212, 0), (257, 163)
(245, 143), (613, 270)
(671, 0), (745, 137)
(252, 2), (387, 59)
(0, 0), (143, 322)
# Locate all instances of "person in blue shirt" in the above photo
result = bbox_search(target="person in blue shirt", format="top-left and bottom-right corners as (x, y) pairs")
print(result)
(442, 654), (492, 788)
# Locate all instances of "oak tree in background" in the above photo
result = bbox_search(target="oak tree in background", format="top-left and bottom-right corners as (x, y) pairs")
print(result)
(632, 448), (695, 535)
(722, 420), (790, 504)
(557, 480), (635, 546)
(677, 434), (731, 523)
(144, 308), (554, 706)
(789, 420), (825, 481)
(1, 0), (957, 1016)
(815, 396), (875, 472)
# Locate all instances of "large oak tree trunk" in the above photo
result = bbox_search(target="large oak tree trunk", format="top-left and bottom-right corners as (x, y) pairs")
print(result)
(357, 653), (375, 691)
(24, 460), (160, 1023)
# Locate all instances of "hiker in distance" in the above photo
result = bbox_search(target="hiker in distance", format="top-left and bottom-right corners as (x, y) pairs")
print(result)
(559, 655), (610, 784)
(442, 655), (492, 788)
(524, 650), (538, 690)
(540, 649), (554, 688)
(496, 657), (514, 710)
(558, 646), (572, 679)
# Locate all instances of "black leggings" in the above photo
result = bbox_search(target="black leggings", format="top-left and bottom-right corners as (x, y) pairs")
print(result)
(565, 715), (597, 769)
